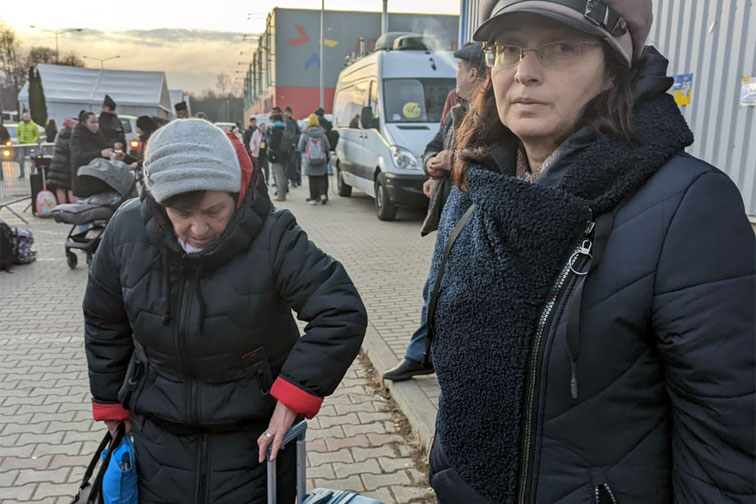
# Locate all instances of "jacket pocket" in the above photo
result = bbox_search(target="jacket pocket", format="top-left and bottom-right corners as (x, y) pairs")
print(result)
(242, 346), (273, 395)
(117, 353), (145, 408)
(594, 483), (618, 504)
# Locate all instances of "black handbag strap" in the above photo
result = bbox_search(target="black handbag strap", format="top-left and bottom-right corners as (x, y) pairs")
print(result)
(77, 431), (112, 491)
(566, 209), (615, 399)
(423, 203), (476, 365)
(88, 422), (126, 504)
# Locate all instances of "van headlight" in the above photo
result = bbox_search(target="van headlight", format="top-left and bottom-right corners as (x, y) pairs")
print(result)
(391, 146), (420, 170)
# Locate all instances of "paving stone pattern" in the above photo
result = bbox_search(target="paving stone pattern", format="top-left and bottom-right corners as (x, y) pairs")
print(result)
(0, 176), (438, 503)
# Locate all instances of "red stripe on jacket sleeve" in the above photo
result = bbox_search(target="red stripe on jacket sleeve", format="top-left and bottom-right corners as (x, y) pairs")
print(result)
(92, 401), (131, 422)
(270, 377), (323, 419)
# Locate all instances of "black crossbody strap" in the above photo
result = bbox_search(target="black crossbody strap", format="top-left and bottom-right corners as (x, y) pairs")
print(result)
(88, 422), (126, 504)
(77, 431), (112, 491)
(423, 203), (477, 366)
(566, 209), (615, 399)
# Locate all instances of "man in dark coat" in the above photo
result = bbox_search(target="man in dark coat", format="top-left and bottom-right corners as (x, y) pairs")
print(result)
(383, 42), (487, 382)
(98, 94), (127, 150)
(284, 106), (301, 186)
(174, 100), (189, 119)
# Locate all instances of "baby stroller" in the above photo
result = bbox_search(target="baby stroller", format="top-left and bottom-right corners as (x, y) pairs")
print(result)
(52, 159), (137, 269)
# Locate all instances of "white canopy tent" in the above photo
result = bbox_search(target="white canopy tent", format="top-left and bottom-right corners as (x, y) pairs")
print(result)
(18, 64), (172, 126)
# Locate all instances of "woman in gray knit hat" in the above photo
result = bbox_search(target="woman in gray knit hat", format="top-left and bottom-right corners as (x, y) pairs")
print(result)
(425, 1), (755, 503)
(82, 119), (368, 502)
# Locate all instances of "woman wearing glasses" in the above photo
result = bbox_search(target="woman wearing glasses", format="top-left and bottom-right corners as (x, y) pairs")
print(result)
(427, 1), (755, 503)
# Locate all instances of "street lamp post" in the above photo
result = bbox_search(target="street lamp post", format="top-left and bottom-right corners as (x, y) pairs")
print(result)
(319, 0), (325, 110)
(82, 55), (121, 69)
(29, 26), (84, 63)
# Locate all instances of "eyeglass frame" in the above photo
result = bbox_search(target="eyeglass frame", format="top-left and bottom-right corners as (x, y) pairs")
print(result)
(483, 40), (603, 69)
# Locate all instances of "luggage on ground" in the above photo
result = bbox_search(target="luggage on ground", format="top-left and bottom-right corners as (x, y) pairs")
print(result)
(267, 421), (383, 504)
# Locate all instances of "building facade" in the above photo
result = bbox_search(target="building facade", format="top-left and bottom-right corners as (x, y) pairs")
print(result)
(243, 8), (459, 119)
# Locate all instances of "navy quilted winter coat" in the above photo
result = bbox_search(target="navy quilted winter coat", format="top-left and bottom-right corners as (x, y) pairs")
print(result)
(428, 49), (755, 503)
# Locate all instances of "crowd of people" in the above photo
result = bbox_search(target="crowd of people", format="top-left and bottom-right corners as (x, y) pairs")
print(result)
(240, 105), (339, 205)
(8, 0), (756, 499)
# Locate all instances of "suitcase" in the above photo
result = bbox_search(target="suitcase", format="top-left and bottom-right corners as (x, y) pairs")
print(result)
(266, 421), (383, 504)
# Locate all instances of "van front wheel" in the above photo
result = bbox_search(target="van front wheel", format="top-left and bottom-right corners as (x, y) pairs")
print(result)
(336, 165), (352, 197)
(375, 178), (397, 221)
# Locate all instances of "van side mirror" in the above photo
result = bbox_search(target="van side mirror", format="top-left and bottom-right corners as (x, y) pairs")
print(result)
(360, 106), (374, 129)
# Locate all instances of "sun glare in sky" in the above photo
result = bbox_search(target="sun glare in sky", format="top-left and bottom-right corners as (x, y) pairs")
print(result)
(1, 0), (461, 93)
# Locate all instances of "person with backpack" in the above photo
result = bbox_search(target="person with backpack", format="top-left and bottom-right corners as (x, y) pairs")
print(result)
(267, 112), (291, 202)
(298, 114), (331, 205)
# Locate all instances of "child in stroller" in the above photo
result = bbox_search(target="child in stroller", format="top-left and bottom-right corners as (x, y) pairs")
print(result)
(52, 158), (137, 269)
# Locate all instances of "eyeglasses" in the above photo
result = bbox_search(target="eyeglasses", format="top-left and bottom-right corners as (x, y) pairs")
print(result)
(484, 40), (602, 69)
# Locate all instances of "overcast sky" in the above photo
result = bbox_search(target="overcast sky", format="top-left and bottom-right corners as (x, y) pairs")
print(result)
(2, 0), (460, 94)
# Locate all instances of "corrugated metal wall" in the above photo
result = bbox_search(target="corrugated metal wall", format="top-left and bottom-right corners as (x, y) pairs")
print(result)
(462, 0), (756, 215)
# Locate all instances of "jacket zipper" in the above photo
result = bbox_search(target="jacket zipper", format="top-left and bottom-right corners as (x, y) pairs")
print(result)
(595, 483), (618, 504)
(176, 272), (198, 426)
(517, 220), (594, 504)
(197, 432), (208, 504)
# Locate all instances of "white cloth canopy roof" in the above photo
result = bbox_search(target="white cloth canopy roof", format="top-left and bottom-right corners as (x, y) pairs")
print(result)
(18, 64), (171, 112)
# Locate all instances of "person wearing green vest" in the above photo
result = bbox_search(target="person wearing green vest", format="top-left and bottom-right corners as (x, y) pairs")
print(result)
(16, 112), (41, 178)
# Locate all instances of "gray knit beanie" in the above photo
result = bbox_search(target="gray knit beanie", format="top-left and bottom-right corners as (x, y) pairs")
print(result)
(143, 118), (241, 204)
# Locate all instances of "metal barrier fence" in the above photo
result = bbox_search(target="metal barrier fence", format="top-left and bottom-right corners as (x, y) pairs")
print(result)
(0, 143), (55, 223)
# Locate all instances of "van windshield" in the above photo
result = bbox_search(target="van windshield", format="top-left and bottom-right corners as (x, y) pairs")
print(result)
(383, 78), (455, 123)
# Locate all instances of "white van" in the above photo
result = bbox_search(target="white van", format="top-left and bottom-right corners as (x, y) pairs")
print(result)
(332, 33), (456, 220)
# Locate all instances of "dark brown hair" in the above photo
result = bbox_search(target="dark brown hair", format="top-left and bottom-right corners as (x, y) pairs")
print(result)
(163, 191), (206, 212)
(453, 43), (645, 191)
(163, 190), (239, 212)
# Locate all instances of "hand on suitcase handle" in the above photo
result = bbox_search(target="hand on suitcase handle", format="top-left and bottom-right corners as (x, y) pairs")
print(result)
(258, 401), (298, 462)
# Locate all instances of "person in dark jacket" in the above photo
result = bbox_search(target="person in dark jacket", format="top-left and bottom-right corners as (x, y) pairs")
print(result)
(284, 106), (301, 187)
(383, 42), (487, 382)
(0, 118), (9, 180)
(45, 119), (57, 143)
(83, 118), (367, 503)
(99, 94), (127, 151)
(70, 111), (112, 197)
(47, 118), (78, 203)
(426, 1), (756, 503)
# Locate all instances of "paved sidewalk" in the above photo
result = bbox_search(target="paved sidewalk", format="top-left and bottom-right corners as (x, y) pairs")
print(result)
(0, 175), (439, 503)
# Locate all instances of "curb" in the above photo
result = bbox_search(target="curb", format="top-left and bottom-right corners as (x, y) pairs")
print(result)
(361, 323), (437, 453)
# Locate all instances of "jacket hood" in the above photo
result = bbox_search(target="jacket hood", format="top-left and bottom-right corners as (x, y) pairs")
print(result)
(634, 46), (675, 103)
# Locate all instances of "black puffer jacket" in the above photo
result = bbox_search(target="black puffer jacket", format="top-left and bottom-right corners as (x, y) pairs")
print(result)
(98, 111), (126, 149)
(84, 173), (367, 501)
(428, 49), (755, 504)
(70, 123), (106, 196)
(47, 126), (73, 190)
(84, 186), (367, 426)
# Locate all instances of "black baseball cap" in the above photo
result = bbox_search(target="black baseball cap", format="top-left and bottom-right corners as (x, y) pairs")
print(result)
(453, 42), (486, 69)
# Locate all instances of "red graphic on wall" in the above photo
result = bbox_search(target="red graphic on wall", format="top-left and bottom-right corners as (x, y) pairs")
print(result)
(288, 25), (310, 46)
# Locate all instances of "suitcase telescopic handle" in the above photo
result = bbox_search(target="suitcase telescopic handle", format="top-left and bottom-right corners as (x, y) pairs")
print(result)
(266, 420), (308, 504)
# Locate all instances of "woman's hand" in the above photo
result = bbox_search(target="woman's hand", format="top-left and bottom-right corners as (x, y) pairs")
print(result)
(257, 401), (297, 463)
(101, 148), (114, 158)
(104, 420), (132, 438)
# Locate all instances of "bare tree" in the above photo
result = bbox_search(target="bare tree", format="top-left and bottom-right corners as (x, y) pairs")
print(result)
(25, 46), (57, 67)
(58, 52), (84, 67)
(0, 22), (24, 92)
(215, 72), (232, 96)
